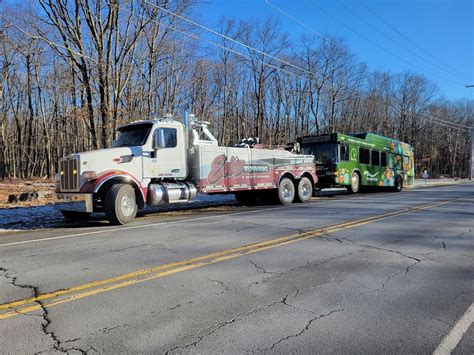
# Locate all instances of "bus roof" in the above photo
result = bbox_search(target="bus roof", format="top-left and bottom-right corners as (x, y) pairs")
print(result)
(345, 132), (412, 148)
(298, 132), (414, 155)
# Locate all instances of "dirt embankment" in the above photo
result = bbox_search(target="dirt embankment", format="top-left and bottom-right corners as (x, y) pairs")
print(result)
(0, 178), (56, 209)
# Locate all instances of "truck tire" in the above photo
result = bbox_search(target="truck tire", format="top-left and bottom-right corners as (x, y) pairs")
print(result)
(347, 171), (360, 194)
(296, 177), (313, 203)
(104, 184), (137, 225)
(393, 176), (403, 192)
(60, 211), (91, 221)
(277, 177), (295, 205)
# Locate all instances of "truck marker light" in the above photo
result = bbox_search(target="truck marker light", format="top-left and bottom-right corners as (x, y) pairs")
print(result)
(81, 171), (98, 180)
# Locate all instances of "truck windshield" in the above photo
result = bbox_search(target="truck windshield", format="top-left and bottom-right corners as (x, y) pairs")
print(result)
(114, 123), (153, 147)
(300, 143), (338, 165)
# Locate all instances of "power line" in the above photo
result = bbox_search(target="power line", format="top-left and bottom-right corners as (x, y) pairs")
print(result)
(6, 2), (469, 132)
(143, 1), (320, 80)
(264, 0), (472, 129)
(0, 15), (98, 66)
(144, 0), (472, 129)
(264, 0), (325, 39)
(359, 0), (473, 81)
(334, 0), (471, 82)
(307, 0), (466, 86)
(114, 3), (314, 80)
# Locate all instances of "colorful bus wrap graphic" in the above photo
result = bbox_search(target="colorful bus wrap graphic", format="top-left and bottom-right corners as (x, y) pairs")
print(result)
(298, 132), (414, 189)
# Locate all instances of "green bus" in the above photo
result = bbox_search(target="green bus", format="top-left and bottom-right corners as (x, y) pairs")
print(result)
(297, 132), (415, 193)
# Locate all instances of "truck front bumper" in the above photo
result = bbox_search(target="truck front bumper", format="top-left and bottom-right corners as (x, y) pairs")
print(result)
(55, 193), (94, 213)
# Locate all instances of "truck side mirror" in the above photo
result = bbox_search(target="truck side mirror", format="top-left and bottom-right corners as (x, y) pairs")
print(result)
(153, 128), (167, 149)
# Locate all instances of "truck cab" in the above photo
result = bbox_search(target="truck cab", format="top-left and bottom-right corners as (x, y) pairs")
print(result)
(57, 116), (197, 224)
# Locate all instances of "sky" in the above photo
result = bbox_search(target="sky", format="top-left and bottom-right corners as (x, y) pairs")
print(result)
(196, 0), (474, 101)
(2, 0), (472, 100)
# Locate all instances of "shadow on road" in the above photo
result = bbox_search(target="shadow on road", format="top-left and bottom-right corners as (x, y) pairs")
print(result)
(0, 185), (454, 232)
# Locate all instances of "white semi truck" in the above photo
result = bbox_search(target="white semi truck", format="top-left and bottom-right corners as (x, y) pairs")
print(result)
(55, 114), (317, 224)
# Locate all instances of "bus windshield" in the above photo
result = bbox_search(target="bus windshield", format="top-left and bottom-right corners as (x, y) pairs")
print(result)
(114, 123), (153, 147)
(300, 143), (338, 165)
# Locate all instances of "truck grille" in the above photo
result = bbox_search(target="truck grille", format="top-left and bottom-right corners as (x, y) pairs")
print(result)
(60, 157), (80, 191)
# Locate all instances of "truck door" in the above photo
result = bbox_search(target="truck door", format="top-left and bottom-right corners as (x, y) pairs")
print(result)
(144, 126), (187, 179)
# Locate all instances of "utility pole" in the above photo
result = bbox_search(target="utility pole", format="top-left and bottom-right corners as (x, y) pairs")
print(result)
(467, 85), (474, 180)
(470, 127), (473, 180)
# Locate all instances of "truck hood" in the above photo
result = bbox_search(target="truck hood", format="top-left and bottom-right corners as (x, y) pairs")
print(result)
(74, 146), (143, 179)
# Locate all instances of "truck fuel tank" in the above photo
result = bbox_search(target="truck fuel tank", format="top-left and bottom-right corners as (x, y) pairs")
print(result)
(147, 182), (197, 206)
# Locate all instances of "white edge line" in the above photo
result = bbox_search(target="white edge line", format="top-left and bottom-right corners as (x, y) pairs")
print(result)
(0, 184), (465, 247)
(0, 205), (287, 247)
(433, 302), (474, 355)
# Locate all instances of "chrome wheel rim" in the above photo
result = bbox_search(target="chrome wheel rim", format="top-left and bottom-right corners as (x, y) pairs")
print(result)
(283, 183), (292, 199)
(121, 192), (134, 216)
(301, 182), (311, 198)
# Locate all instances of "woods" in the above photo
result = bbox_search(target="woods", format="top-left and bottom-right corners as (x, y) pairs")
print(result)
(0, 0), (472, 179)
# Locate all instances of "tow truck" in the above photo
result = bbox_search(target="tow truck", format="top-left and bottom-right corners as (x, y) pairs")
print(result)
(56, 114), (317, 224)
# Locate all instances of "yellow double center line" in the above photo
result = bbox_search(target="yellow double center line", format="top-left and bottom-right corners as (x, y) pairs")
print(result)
(0, 199), (450, 320)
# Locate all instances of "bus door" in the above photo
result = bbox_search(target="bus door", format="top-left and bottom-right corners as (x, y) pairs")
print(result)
(367, 149), (381, 186)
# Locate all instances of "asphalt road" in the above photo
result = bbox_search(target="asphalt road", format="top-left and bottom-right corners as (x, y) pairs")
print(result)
(0, 184), (473, 354)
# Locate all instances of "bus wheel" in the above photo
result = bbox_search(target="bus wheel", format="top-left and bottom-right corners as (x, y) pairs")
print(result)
(347, 172), (360, 194)
(278, 178), (295, 205)
(393, 176), (403, 192)
(296, 177), (313, 203)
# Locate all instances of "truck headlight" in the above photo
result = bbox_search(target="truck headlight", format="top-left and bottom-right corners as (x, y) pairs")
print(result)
(81, 171), (97, 180)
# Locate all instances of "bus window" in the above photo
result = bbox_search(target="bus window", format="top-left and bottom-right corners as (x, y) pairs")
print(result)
(300, 143), (338, 165)
(402, 155), (410, 171)
(359, 148), (370, 164)
(381, 152), (387, 166)
(340, 144), (349, 161)
(394, 154), (402, 170)
(371, 150), (380, 166)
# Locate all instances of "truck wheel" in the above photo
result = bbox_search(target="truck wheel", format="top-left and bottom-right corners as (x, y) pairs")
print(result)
(347, 172), (360, 194)
(393, 176), (403, 192)
(278, 178), (295, 205)
(104, 184), (137, 225)
(60, 211), (91, 221)
(296, 177), (313, 203)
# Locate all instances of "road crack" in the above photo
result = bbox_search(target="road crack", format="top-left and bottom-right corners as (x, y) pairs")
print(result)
(0, 267), (89, 354)
(208, 278), (230, 295)
(250, 260), (284, 276)
(334, 239), (422, 293)
(340, 238), (421, 263)
(258, 308), (344, 352)
(164, 290), (299, 354)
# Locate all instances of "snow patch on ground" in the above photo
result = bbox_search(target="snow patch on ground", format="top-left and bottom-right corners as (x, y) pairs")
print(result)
(0, 194), (236, 231)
